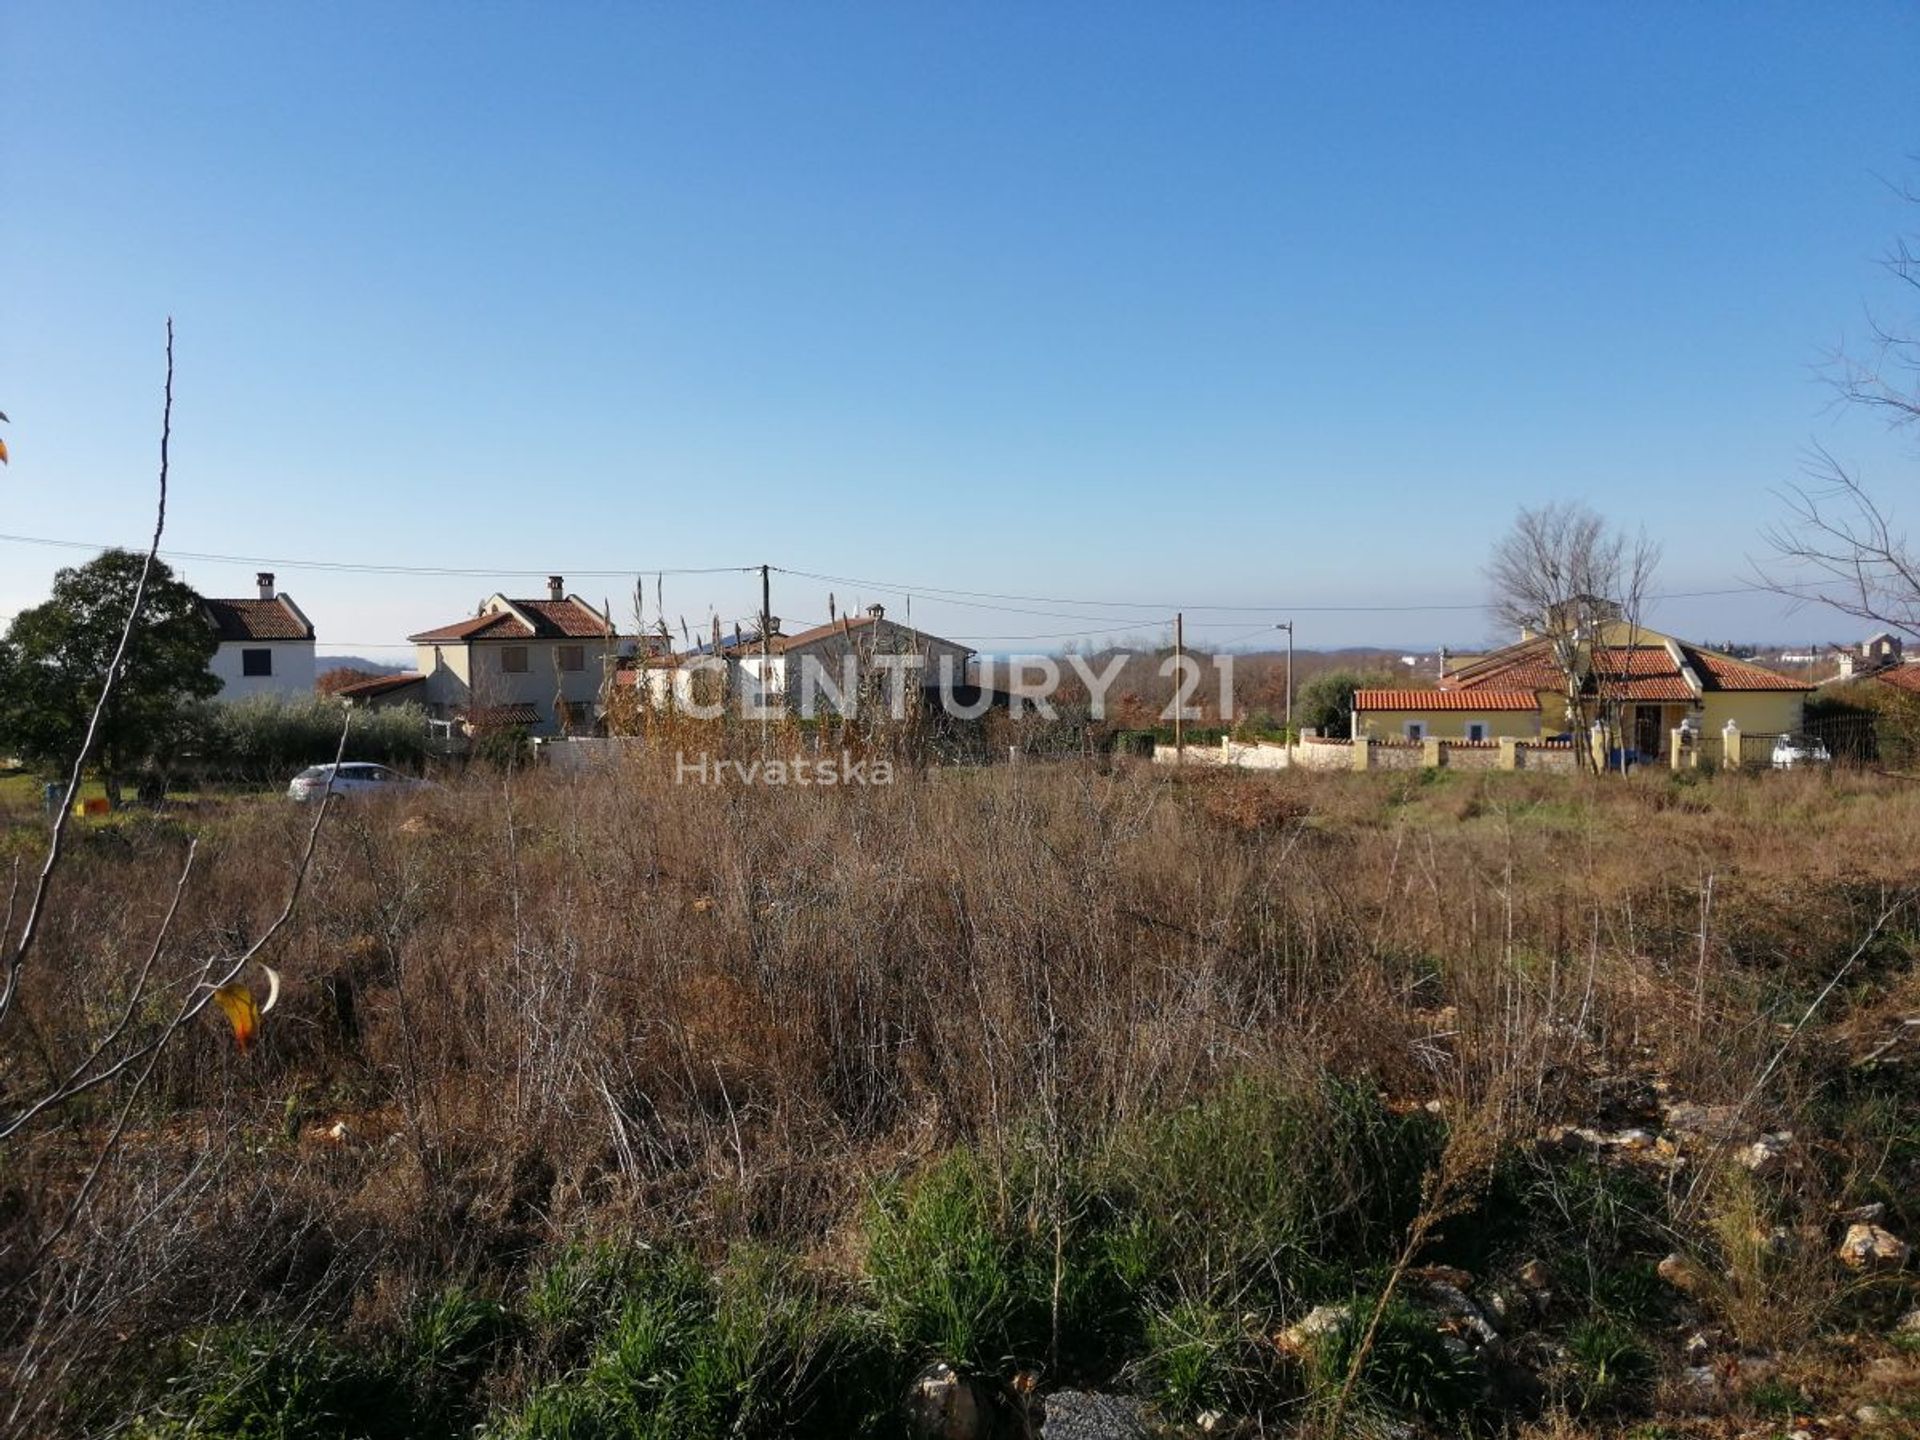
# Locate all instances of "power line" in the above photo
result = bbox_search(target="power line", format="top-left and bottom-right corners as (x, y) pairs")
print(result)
(774, 564), (1768, 614)
(0, 531), (756, 580)
(0, 528), (1796, 621)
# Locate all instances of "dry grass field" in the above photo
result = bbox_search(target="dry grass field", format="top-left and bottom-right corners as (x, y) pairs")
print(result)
(2, 755), (1916, 1437)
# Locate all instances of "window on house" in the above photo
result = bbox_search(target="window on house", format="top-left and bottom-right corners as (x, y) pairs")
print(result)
(1404, 721), (1425, 741)
(501, 646), (530, 673)
(1466, 722), (1488, 742)
(558, 644), (586, 672)
(562, 699), (594, 728)
(242, 648), (273, 677)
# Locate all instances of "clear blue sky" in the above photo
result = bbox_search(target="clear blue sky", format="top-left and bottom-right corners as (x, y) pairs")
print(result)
(3, 3), (1916, 657)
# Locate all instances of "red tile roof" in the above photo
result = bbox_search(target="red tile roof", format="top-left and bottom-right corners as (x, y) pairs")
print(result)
(334, 671), (425, 700)
(1444, 635), (1807, 698)
(1607, 676), (1696, 702)
(1354, 688), (1539, 712)
(409, 597), (612, 644)
(698, 613), (973, 658)
(1876, 665), (1920, 696)
(1593, 647), (1683, 674)
(203, 597), (314, 642)
(409, 611), (535, 643)
(515, 599), (615, 638)
(1681, 647), (1811, 692)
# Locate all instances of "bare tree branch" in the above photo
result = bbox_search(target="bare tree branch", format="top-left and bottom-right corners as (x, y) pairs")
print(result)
(1, 320), (176, 1031)
(1486, 501), (1662, 772)
(1760, 191), (1920, 637)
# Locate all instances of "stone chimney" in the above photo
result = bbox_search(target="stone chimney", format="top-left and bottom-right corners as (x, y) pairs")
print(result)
(764, 616), (781, 637)
(548, 575), (565, 602)
(256, 571), (275, 600)
(866, 603), (885, 621)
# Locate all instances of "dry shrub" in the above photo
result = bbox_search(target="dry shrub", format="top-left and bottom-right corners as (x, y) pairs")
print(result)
(1, 757), (1917, 1432)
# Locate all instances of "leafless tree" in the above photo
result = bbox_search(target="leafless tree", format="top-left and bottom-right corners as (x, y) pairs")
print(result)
(1762, 183), (1920, 638)
(1486, 501), (1661, 771)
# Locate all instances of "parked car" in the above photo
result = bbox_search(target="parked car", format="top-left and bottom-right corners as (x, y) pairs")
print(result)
(1770, 734), (1831, 770)
(287, 762), (429, 801)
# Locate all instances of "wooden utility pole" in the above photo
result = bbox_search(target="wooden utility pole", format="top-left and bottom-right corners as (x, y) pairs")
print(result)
(1174, 611), (1185, 766)
(760, 563), (772, 751)
(1276, 620), (1294, 737)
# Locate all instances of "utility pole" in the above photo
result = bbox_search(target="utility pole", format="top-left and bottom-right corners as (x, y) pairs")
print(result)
(1276, 621), (1294, 738)
(760, 564), (772, 753)
(1174, 611), (1184, 766)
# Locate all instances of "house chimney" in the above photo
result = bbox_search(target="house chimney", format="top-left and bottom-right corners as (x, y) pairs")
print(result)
(256, 571), (275, 600)
(764, 616), (781, 636)
(1437, 645), (1449, 680)
(548, 575), (565, 602)
(866, 603), (885, 621)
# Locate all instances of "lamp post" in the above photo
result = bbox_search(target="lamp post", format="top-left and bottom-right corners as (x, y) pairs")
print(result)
(1276, 621), (1294, 738)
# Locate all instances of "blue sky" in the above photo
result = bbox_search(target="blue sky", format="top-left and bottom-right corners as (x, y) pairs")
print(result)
(2, 3), (1916, 657)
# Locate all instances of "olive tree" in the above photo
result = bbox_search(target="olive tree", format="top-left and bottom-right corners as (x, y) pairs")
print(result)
(0, 548), (219, 804)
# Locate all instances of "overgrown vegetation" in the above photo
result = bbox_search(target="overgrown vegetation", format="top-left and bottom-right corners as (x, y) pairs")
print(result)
(190, 693), (433, 782)
(3, 758), (1917, 1436)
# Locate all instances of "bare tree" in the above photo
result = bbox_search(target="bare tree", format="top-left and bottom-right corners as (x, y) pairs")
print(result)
(1486, 502), (1661, 771)
(1762, 185), (1920, 637)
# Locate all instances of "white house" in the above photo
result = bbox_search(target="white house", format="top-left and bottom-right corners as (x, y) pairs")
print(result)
(399, 577), (619, 737)
(621, 605), (975, 716)
(202, 573), (317, 699)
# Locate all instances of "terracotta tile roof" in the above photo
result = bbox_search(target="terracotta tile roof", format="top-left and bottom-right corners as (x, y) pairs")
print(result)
(1876, 665), (1920, 696)
(757, 614), (975, 657)
(409, 611), (535, 643)
(203, 597), (314, 642)
(1681, 647), (1810, 692)
(409, 597), (613, 644)
(1443, 639), (1559, 690)
(763, 614), (878, 653)
(1354, 688), (1539, 712)
(1592, 647), (1683, 674)
(1450, 642), (1686, 693)
(514, 598), (615, 638)
(334, 671), (424, 700)
(1608, 676), (1696, 702)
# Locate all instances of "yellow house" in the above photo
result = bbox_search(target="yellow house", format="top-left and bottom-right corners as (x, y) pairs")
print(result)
(1355, 622), (1808, 762)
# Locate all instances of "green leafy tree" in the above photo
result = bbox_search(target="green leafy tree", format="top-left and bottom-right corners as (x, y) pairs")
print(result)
(1295, 669), (1395, 738)
(0, 548), (219, 804)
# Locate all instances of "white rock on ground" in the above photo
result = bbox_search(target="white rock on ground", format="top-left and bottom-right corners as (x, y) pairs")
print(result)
(1740, 1131), (1792, 1175)
(1276, 1303), (1351, 1353)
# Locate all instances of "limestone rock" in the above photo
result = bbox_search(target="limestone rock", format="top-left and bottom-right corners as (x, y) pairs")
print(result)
(1838, 1223), (1911, 1270)
(1662, 1101), (1743, 1139)
(1740, 1132), (1792, 1176)
(1276, 1303), (1350, 1354)
(1658, 1252), (1711, 1294)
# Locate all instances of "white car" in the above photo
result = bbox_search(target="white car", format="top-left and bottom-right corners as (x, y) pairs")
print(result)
(1770, 734), (1831, 770)
(286, 762), (429, 801)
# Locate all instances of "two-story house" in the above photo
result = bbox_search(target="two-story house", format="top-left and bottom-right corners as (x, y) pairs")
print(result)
(619, 605), (975, 717)
(405, 577), (617, 737)
(202, 573), (317, 699)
